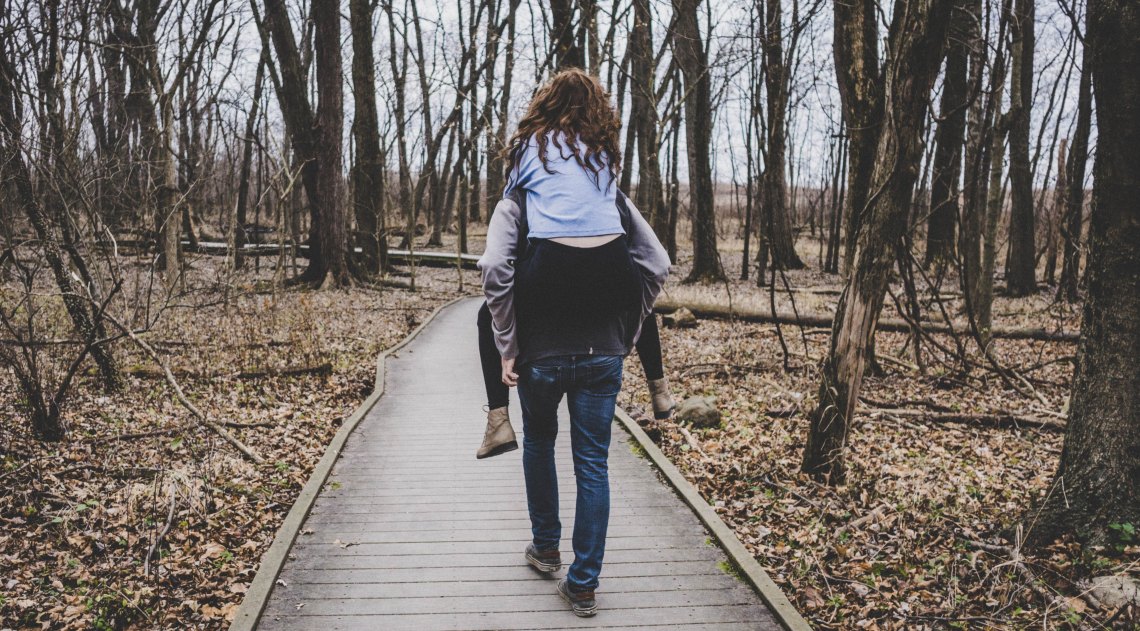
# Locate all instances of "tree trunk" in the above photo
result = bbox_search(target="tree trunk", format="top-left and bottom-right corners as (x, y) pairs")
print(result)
(261, 0), (350, 285)
(1004, 0), (1036, 296)
(489, 0), (520, 211)
(1058, 40), (1091, 303)
(672, 0), (724, 282)
(1043, 139), (1066, 284)
(350, 0), (386, 274)
(958, 0), (987, 312)
(833, 0), (882, 276)
(1028, 0), (1140, 545)
(234, 56), (266, 271)
(630, 0), (666, 239)
(550, 0), (583, 70)
(761, 0), (805, 270)
(925, 0), (969, 268)
(802, 0), (953, 484)
(979, 117), (1008, 347)
(310, 0), (349, 286)
(825, 122), (847, 274)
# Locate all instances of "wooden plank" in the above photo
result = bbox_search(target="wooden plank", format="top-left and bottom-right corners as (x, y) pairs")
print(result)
(286, 546), (723, 570)
(294, 533), (715, 553)
(262, 587), (759, 617)
(257, 605), (773, 630)
(277, 560), (744, 584)
(261, 571), (738, 596)
(262, 574), (749, 600)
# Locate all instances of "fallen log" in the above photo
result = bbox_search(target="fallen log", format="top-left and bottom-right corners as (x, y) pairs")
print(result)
(864, 408), (1066, 431)
(653, 298), (1079, 343)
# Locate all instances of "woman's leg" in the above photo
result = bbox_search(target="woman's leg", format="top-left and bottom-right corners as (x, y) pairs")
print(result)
(564, 354), (623, 593)
(636, 314), (676, 419)
(635, 314), (665, 381)
(476, 302), (516, 459)
(477, 302), (510, 409)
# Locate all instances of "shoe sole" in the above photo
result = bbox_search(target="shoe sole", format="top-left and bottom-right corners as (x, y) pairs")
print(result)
(526, 553), (562, 573)
(557, 585), (597, 617)
(476, 441), (518, 460)
(653, 408), (675, 420)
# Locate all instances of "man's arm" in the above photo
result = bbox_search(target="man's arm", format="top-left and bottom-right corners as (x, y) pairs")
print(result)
(621, 194), (672, 319)
(477, 197), (523, 360)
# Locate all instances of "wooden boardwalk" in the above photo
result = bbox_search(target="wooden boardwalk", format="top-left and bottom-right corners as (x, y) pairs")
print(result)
(251, 298), (787, 630)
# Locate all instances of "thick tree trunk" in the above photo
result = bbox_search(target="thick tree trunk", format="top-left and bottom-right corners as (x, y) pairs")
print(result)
(309, 0), (349, 286)
(833, 0), (882, 276)
(761, 0), (805, 270)
(672, 0), (724, 282)
(350, 0), (386, 274)
(802, 0), (953, 484)
(1004, 0), (1036, 296)
(261, 0), (319, 266)
(1057, 42), (1091, 303)
(1029, 0), (1140, 545)
(925, 0), (970, 268)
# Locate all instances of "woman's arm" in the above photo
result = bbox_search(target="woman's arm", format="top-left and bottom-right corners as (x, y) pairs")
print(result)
(477, 196), (523, 360)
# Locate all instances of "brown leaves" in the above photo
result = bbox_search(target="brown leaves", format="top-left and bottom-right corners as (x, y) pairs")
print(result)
(618, 306), (1133, 629)
(1, 263), (470, 629)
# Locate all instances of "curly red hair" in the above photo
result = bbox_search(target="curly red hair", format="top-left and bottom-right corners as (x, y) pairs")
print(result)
(503, 68), (621, 189)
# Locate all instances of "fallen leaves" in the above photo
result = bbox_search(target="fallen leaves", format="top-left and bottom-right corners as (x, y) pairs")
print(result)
(0, 260), (474, 629)
(619, 294), (1135, 629)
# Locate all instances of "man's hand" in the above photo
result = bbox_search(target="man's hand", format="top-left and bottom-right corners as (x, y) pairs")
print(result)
(501, 357), (519, 387)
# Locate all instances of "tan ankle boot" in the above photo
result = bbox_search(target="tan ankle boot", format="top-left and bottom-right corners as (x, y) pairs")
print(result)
(647, 377), (676, 420)
(476, 406), (518, 459)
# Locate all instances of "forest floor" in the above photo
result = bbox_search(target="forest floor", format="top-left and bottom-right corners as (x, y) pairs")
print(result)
(619, 238), (1139, 630)
(0, 254), (481, 629)
(2, 230), (1137, 630)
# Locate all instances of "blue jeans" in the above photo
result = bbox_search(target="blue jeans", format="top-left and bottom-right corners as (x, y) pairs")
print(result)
(517, 354), (623, 592)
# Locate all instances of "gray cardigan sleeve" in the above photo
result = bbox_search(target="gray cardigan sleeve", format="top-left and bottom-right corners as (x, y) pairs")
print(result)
(622, 194), (672, 320)
(478, 197), (522, 360)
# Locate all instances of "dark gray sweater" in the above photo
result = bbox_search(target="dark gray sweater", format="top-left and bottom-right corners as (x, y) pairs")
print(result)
(477, 194), (671, 365)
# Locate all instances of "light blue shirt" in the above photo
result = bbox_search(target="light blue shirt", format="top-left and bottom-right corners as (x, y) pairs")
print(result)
(503, 132), (624, 238)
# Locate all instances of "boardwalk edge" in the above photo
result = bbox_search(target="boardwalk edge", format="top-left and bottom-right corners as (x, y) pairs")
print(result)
(614, 408), (814, 631)
(228, 295), (470, 631)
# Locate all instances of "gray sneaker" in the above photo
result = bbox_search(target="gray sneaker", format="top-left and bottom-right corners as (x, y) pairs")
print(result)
(524, 543), (561, 573)
(557, 578), (597, 617)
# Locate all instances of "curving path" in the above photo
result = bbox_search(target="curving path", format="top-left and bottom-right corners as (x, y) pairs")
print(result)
(248, 298), (788, 630)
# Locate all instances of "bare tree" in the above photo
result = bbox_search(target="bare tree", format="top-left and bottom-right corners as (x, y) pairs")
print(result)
(1004, 0), (1036, 296)
(833, 0), (882, 276)
(1029, 0), (1139, 545)
(260, 0), (351, 286)
(802, 0), (954, 483)
(672, 0), (725, 282)
(351, 0), (388, 273)
(759, 0), (806, 271)
(1058, 29), (1092, 303)
(925, 0), (971, 268)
